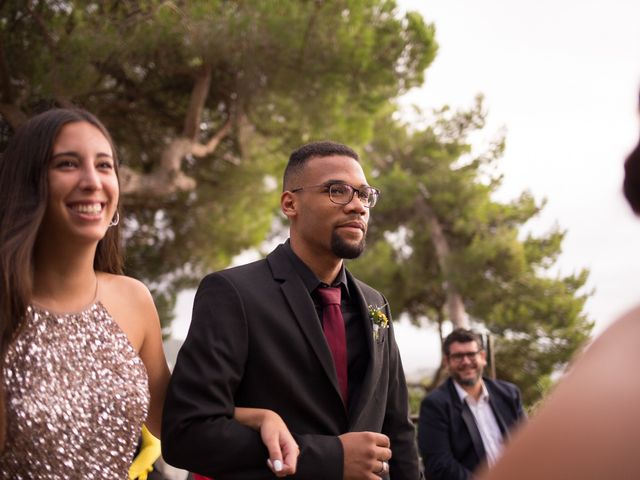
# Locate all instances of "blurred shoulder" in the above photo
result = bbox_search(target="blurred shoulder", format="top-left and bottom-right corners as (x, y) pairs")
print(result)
(582, 304), (640, 363)
(489, 378), (521, 396)
(609, 304), (640, 336)
(545, 304), (640, 412)
(423, 379), (453, 404)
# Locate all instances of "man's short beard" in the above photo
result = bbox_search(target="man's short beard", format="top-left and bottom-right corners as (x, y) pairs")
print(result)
(331, 231), (366, 259)
(452, 368), (483, 387)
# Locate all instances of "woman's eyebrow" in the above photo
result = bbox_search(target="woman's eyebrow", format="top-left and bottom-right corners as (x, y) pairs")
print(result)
(51, 151), (113, 159)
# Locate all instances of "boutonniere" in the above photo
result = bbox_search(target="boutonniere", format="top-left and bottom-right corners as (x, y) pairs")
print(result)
(368, 304), (389, 343)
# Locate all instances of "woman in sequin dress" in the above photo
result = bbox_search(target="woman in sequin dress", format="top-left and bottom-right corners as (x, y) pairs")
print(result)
(0, 109), (298, 479)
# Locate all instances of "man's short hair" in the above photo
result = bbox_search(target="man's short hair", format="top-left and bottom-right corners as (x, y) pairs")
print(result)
(283, 141), (359, 191)
(443, 328), (484, 356)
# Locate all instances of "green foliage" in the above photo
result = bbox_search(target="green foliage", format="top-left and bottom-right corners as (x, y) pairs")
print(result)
(408, 383), (427, 419)
(350, 98), (593, 406)
(2, 2), (593, 406)
(1, 0), (437, 329)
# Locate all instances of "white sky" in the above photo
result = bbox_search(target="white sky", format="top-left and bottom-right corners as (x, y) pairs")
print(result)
(388, 0), (640, 374)
(173, 0), (640, 376)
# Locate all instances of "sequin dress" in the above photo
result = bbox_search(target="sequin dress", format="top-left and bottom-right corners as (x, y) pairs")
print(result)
(0, 301), (150, 479)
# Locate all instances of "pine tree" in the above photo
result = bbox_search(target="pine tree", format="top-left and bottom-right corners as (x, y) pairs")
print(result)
(350, 97), (593, 405)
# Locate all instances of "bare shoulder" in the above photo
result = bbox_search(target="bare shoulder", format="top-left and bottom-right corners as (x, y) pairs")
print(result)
(97, 272), (158, 350)
(98, 272), (154, 308)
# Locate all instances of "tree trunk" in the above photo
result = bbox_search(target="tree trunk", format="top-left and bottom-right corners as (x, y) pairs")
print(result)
(0, 104), (27, 130)
(425, 308), (449, 393)
(416, 183), (469, 329)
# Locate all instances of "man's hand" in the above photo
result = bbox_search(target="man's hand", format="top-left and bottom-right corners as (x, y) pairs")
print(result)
(339, 431), (392, 479)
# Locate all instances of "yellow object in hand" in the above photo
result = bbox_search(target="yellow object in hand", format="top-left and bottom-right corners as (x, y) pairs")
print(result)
(129, 424), (161, 480)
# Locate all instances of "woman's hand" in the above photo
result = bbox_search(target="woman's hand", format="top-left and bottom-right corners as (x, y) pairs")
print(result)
(260, 410), (299, 477)
(234, 407), (299, 477)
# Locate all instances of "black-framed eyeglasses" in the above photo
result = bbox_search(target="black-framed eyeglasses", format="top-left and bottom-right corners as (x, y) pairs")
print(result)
(448, 350), (482, 362)
(290, 182), (380, 208)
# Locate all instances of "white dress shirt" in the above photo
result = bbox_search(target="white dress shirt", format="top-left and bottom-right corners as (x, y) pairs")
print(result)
(454, 380), (504, 467)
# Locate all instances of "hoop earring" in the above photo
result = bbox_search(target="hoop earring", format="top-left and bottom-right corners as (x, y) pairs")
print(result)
(109, 211), (120, 227)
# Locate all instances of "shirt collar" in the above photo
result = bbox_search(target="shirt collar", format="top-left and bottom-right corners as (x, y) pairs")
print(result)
(282, 239), (349, 297)
(453, 378), (489, 404)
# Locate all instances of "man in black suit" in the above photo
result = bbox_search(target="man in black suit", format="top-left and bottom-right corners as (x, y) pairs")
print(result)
(417, 329), (525, 480)
(162, 141), (420, 479)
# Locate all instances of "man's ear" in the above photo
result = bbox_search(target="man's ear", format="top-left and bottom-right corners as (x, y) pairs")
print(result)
(478, 349), (488, 366)
(281, 191), (297, 219)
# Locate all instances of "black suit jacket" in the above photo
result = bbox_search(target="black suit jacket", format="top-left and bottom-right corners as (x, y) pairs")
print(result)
(162, 244), (420, 479)
(417, 377), (525, 480)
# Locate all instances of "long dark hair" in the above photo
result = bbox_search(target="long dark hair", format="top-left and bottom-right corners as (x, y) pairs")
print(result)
(0, 108), (123, 450)
(623, 138), (640, 214)
(623, 92), (640, 213)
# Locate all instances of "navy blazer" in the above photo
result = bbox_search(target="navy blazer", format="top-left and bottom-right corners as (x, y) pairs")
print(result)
(417, 377), (525, 480)
(162, 244), (420, 479)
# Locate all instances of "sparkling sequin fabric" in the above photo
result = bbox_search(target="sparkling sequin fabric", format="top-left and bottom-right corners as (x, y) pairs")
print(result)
(0, 302), (150, 479)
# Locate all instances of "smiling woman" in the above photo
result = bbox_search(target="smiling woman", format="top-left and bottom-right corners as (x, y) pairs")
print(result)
(0, 108), (295, 479)
(38, 121), (119, 249)
(0, 108), (169, 479)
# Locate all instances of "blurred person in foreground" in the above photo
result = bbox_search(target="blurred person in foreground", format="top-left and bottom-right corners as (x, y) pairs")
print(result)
(162, 141), (420, 479)
(417, 329), (525, 480)
(476, 98), (640, 480)
(0, 108), (299, 479)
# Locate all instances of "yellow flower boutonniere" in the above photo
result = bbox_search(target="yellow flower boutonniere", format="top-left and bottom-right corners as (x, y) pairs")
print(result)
(368, 304), (389, 343)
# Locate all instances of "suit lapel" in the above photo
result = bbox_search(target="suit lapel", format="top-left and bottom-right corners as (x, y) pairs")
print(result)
(486, 380), (510, 438)
(461, 404), (486, 461)
(267, 246), (344, 405)
(346, 272), (379, 425)
(449, 379), (486, 461)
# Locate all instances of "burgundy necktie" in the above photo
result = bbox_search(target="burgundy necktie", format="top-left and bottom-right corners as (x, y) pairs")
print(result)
(317, 287), (348, 405)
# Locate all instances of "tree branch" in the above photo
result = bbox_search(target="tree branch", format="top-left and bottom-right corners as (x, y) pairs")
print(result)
(121, 114), (235, 199)
(120, 65), (238, 200)
(119, 162), (196, 199)
(298, 0), (324, 67)
(190, 114), (233, 158)
(182, 63), (213, 139)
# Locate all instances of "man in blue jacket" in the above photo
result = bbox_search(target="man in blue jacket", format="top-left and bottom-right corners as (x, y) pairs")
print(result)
(418, 329), (525, 480)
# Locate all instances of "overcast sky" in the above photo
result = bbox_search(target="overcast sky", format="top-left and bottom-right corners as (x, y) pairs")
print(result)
(384, 0), (640, 374)
(173, 1), (640, 376)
